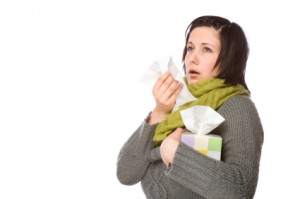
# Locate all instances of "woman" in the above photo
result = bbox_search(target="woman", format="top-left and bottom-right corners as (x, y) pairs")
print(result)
(117, 15), (264, 199)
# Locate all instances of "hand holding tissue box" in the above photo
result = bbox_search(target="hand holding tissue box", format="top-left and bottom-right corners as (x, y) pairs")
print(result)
(180, 106), (225, 160)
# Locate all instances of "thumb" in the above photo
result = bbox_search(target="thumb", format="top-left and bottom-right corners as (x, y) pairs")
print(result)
(171, 128), (184, 140)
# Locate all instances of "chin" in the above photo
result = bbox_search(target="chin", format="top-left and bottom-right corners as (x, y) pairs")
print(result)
(187, 78), (200, 84)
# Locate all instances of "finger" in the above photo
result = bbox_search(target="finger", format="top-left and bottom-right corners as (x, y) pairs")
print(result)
(153, 71), (171, 91)
(174, 127), (184, 134)
(166, 82), (183, 104)
(163, 80), (182, 99)
(155, 81), (182, 108)
(157, 74), (176, 94)
(155, 80), (180, 107)
(170, 128), (184, 140)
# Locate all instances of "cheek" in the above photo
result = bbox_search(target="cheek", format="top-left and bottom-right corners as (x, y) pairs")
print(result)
(206, 59), (219, 74)
(210, 67), (219, 77)
(184, 55), (188, 65)
(203, 66), (218, 78)
(184, 56), (189, 72)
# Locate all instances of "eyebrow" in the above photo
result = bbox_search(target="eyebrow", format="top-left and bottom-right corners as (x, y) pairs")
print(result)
(187, 41), (216, 49)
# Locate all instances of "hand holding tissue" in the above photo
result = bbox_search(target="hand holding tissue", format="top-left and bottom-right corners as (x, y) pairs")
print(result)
(140, 56), (197, 110)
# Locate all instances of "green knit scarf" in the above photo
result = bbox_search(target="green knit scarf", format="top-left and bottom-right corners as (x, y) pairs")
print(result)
(153, 77), (249, 146)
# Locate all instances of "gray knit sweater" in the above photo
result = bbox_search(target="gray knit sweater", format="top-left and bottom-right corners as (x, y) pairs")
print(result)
(117, 95), (264, 199)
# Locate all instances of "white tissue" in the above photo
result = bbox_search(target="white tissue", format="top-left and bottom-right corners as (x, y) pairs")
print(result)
(140, 56), (197, 110)
(180, 106), (225, 134)
(139, 56), (169, 87)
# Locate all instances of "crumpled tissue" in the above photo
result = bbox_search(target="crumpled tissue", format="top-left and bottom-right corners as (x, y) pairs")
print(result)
(180, 106), (225, 160)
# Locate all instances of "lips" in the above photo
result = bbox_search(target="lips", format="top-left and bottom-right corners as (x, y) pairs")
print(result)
(187, 69), (200, 80)
(188, 69), (200, 75)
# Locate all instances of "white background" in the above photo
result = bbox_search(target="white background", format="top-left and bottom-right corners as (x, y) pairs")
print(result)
(1, 0), (300, 198)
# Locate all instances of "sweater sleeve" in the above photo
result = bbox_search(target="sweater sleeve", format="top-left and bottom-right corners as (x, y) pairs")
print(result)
(165, 95), (264, 199)
(116, 114), (158, 185)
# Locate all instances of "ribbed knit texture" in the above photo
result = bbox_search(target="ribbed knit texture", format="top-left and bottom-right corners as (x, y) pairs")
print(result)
(153, 78), (249, 146)
(117, 95), (264, 199)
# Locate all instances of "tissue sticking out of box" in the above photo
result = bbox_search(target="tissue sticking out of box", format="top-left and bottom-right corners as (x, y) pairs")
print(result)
(180, 106), (225, 135)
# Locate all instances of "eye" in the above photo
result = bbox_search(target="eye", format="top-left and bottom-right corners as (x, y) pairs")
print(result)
(203, 47), (212, 53)
(186, 45), (193, 51)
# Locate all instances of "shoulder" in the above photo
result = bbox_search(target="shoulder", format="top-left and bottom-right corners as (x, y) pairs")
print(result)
(216, 95), (264, 138)
(218, 95), (259, 116)
(217, 95), (263, 133)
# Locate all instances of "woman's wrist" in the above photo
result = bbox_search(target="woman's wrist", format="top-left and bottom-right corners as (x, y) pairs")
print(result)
(147, 109), (169, 124)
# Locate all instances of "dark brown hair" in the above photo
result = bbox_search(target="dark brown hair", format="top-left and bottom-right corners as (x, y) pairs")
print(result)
(182, 15), (249, 91)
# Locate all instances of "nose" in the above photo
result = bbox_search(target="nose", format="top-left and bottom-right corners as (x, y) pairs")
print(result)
(187, 50), (199, 66)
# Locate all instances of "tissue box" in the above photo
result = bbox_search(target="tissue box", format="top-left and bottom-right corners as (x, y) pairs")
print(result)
(181, 132), (222, 160)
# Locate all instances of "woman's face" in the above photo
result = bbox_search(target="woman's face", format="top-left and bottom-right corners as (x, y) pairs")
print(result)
(184, 27), (221, 84)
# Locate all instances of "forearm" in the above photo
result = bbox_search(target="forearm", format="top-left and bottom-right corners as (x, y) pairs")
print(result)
(117, 117), (157, 185)
(165, 143), (259, 199)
